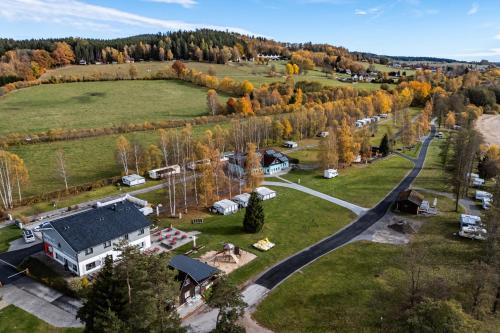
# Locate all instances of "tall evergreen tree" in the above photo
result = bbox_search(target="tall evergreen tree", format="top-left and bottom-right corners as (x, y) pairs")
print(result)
(77, 256), (127, 332)
(243, 192), (264, 233)
(379, 133), (391, 156)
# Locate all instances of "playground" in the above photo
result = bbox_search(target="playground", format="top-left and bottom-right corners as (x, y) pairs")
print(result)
(199, 243), (257, 275)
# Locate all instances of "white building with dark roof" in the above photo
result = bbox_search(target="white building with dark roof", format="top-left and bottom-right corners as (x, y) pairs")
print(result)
(41, 201), (151, 276)
(228, 149), (289, 176)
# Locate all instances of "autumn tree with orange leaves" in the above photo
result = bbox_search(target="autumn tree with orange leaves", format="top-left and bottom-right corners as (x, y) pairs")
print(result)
(337, 119), (356, 166)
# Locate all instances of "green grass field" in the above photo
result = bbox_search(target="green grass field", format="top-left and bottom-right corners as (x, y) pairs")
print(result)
(413, 137), (449, 193)
(281, 155), (414, 208)
(9, 122), (221, 197)
(254, 135), (498, 333)
(41, 61), (391, 92)
(254, 193), (489, 333)
(157, 186), (355, 285)
(0, 80), (229, 136)
(0, 305), (82, 333)
(0, 224), (22, 252)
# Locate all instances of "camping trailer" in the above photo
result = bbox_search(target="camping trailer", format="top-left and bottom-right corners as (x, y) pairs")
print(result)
(148, 165), (181, 179)
(323, 169), (339, 179)
(475, 190), (493, 201)
(122, 174), (146, 187)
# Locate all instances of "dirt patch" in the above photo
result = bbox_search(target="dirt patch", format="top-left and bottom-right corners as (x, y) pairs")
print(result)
(354, 212), (424, 245)
(239, 312), (274, 333)
(476, 114), (500, 146)
(199, 249), (256, 275)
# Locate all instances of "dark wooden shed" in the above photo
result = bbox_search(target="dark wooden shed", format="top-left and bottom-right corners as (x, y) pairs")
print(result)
(395, 189), (424, 214)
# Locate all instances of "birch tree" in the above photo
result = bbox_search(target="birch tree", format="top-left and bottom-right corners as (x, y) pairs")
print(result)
(131, 141), (143, 175)
(55, 149), (69, 191)
(318, 129), (339, 170)
(0, 150), (29, 210)
(116, 136), (131, 175)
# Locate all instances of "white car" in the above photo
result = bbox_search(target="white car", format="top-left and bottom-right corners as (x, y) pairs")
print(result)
(435, 132), (444, 138)
(22, 229), (36, 243)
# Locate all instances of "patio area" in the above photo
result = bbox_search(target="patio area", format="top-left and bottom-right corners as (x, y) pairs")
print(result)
(149, 227), (200, 253)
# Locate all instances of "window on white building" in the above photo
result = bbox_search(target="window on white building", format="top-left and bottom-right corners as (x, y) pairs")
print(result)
(86, 261), (97, 271)
(85, 247), (93, 255)
(104, 240), (111, 248)
(138, 228), (145, 235)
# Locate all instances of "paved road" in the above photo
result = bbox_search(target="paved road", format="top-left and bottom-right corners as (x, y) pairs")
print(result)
(26, 181), (169, 226)
(0, 244), (83, 327)
(262, 180), (368, 216)
(254, 126), (435, 289)
(0, 243), (43, 285)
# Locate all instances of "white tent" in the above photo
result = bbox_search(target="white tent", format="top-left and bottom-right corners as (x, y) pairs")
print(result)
(233, 193), (251, 208)
(254, 187), (276, 201)
(213, 199), (239, 215)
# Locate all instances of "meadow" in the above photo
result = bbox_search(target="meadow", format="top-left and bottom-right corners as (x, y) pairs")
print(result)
(0, 80), (229, 136)
(254, 180), (489, 332)
(41, 60), (392, 92)
(281, 155), (414, 208)
(9, 122), (222, 197)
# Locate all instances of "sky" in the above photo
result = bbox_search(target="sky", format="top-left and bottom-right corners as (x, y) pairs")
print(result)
(0, 0), (499, 62)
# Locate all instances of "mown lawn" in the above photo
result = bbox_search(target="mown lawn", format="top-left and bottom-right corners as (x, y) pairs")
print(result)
(8, 122), (223, 197)
(413, 137), (449, 193)
(254, 194), (488, 333)
(159, 186), (355, 285)
(281, 155), (414, 208)
(0, 80), (229, 135)
(0, 305), (82, 333)
(0, 224), (22, 253)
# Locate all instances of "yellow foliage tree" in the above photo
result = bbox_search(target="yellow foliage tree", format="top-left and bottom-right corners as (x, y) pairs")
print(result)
(236, 95), (254, 116)
(337, 119), (355, 166)
(282, 119), (293, 139)
(445, 112), (456, 128)
(240, 80), (254, 95)
(245, 143), (263, 190)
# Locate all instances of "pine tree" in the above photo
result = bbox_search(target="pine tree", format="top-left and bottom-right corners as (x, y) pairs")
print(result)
(379, 133), (391, 156)
(243, 192), (264, 233)
(77, 256), (127, 332)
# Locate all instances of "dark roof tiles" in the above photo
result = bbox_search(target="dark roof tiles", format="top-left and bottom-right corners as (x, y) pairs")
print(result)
(170, 255), (219, 283)
(49, 201), (151, 252)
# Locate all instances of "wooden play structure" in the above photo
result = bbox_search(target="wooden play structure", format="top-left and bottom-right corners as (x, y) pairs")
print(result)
(208, 243), (241, 265)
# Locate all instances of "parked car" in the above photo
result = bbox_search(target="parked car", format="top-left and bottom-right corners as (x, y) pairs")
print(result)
(23, 229), (36, 243)
(435, 132), (444, 139)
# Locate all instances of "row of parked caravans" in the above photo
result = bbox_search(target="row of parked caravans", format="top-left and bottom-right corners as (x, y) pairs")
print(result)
(458, 191), (494, 240)
(468, 172), (486, 187)
(458, 213), (486, 240)
(475, 190), (493, 210)
(355, 114), (387, 128)
(211, 187), (277, 215)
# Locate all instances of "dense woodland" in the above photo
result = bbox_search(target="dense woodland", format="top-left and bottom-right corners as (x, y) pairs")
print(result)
(0, 30), (374, 86)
